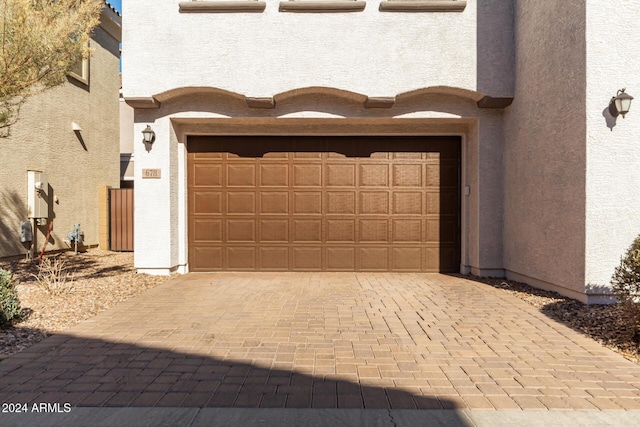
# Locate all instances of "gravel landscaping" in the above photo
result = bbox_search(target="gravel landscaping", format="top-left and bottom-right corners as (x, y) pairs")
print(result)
(0, 249), (172, 359)
(1, 250), (639, 364)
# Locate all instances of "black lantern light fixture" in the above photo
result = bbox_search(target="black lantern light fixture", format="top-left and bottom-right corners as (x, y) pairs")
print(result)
(142, 125), (156, 145)
(609, 89), (634, 118)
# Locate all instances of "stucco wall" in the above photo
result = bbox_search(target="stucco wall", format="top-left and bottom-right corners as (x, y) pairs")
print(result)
(475, 111), (504, 272)
(476, 0), (514, 98)
(120, 100), (135, 154)
(120, 100), (135, 181)
(584, 1), (640, 299)
(0, 25), (121, 258)
(122, 0), (512, 100)
(132, 115), (175, 270)
(502, 1), (587, 298)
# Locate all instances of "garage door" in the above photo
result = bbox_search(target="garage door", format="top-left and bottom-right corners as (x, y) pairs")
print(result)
(188, 136), (460, 272)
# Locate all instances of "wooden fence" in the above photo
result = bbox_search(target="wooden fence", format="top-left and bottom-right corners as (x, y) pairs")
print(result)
(109, 188), (134, 251)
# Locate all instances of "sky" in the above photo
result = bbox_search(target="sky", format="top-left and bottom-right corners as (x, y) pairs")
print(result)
(109, 0), (122, 13)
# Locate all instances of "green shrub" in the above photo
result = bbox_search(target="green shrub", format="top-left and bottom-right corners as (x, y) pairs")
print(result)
(611, 235), (640, 342)
(0, 268), (21, 327)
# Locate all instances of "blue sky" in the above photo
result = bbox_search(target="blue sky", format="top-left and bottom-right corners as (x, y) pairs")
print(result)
(109, 0), (122, 13)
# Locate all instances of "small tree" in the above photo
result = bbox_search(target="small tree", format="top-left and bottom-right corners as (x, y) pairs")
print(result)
(0, 0), (102, 136)
(611, 235), (640, 342)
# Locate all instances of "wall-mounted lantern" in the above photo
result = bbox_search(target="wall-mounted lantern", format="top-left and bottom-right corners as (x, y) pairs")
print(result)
(142, 125), (156, 144)
(609, 89), (634, 118)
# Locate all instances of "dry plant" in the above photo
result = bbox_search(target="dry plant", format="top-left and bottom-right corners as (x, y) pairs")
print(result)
(31, 257), (75, 297)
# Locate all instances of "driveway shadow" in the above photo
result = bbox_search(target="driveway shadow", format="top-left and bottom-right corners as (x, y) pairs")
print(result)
(0, 331), (470, 425)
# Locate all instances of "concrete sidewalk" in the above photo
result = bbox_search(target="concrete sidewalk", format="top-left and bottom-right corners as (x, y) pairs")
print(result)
(3, 408), (640, 427)
(1, 273), (640, 422)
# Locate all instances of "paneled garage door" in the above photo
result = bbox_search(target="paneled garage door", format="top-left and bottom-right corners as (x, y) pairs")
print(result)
(188, 136), (460, 272)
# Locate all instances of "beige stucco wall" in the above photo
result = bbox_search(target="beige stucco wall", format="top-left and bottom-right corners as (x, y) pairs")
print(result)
(584, 1), (640, 300)
(502, 1), (588, 300)
(0, 22), (121, 258)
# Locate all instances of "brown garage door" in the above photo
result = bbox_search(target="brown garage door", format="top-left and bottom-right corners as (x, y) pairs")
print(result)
(188, 136), (460, 272)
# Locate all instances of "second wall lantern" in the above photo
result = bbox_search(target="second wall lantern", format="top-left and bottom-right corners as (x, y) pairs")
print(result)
(610, 89), (634, 118)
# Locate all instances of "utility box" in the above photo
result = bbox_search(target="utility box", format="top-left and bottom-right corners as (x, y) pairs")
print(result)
(27, 170), (48, 218)
(20, 221), (33, 243)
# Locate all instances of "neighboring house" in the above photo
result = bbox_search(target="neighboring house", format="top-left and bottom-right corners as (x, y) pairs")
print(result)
(0, 2), (121, 259)
(122, 0), (640, 304)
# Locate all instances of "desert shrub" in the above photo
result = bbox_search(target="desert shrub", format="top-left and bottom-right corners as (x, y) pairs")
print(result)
(611, 235), (640, 342)
(0, 268), (21, 327)
(32, 257), (74, 296)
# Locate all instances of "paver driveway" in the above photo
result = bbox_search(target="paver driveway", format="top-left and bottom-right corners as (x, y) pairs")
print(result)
(2, 273), (640, 411)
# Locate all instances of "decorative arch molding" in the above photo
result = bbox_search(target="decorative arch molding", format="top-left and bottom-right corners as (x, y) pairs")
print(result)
(154, 86), (246, 104)
(396, 86), (513, 108)
(124, 86), (245, 109)
(273, 86), (368, 105)
(397, 86), (484, 103)
(125, 85), (510, 111)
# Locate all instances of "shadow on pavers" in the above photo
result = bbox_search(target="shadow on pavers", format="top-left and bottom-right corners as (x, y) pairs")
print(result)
(0, 333), (471, 426)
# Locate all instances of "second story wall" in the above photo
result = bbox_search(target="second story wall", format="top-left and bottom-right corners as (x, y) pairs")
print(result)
(122, 0), (513, 99)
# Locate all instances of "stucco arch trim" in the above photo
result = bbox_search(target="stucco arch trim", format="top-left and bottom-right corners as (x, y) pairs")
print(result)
(153, 86), (247, 104)
(273, 86), (368, 105)
(397, 86), (484, 103)
(127, 85), (508, 111)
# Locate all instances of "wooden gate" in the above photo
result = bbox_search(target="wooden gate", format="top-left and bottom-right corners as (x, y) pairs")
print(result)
(109, 188), (134, 251)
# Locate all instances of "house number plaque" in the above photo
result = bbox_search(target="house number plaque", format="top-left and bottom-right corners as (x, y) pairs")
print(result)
(142, 168), (162, 179)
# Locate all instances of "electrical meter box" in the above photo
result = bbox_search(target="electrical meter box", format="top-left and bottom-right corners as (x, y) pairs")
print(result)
(27, 170), (48, 219)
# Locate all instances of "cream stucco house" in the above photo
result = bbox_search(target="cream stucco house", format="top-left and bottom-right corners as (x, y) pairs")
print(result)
(0, 2), (121, 259)
(123, 0), (640, 304)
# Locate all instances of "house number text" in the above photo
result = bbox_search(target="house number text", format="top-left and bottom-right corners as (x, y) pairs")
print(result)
(142, 168), (161, 179)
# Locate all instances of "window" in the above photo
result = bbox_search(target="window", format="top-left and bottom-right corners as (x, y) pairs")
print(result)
(69, 55), (89, 85)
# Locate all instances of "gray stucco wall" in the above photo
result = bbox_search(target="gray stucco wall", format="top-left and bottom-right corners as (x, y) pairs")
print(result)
(476, 0), (514, 99)
(476, 111), (504, 272)
(0, 26), (121, 258)
(503, 0), (587, 298)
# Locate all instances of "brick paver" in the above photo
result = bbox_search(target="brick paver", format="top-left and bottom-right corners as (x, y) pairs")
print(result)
(1, 273), (640, 410)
